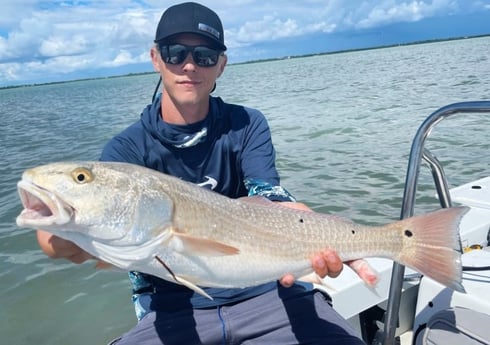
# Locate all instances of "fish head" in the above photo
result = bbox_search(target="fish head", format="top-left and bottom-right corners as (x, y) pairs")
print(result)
(16, 161), (174, 244)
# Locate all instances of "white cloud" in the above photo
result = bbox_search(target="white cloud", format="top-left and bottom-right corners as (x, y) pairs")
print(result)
(0, 0), (38, 27)
(39, 34), (90, 57)
(233, 16), (299, 42)
(104, 48), (148, 67)
(353, 0), (460, 29)
(0, 62), (22, 82)
(0, 2), (160, 83)
(0, 0), (488, 86)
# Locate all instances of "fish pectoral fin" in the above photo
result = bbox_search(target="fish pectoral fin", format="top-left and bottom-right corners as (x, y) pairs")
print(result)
(170, 232), (240, 256)
(174, 275), (214, 300)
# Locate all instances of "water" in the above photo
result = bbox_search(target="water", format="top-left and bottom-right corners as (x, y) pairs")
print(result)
(1, 37), (489, 344)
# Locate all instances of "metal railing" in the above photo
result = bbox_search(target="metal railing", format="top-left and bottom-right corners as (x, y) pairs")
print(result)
(382, 101), (490, 345)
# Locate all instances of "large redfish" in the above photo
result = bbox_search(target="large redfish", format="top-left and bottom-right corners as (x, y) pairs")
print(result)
(16, 161), (467, 298)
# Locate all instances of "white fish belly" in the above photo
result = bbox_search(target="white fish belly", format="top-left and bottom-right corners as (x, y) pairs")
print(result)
(144, 249), (312, 288)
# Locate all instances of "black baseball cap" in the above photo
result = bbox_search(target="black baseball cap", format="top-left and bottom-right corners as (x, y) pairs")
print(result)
(154, 2), (227, 51)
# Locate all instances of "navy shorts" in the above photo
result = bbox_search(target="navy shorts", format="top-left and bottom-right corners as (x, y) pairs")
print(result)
(109, 287), (365, 345)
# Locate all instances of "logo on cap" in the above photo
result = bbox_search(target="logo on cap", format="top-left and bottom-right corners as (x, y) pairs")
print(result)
(198, 23), (220, 39)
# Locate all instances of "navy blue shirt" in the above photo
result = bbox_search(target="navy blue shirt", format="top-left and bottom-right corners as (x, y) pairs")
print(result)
(100, 95), (300, 308)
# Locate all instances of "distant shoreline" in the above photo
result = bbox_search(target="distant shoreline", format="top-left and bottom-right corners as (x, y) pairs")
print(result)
(232, 34), (490, 66)
(1, 34), (488, 90)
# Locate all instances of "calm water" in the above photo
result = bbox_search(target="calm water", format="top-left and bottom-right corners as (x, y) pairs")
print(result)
(1, 37), (489, 344)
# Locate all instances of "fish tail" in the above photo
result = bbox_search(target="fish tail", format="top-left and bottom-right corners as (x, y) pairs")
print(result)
(395, 206), (469, 292)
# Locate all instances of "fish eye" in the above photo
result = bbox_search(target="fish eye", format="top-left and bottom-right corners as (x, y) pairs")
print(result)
(71, 167), (94, 184)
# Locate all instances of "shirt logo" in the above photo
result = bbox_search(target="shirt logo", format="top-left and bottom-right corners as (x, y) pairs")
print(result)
(198, 176), (218, 190)
(174, 127), (207, 148)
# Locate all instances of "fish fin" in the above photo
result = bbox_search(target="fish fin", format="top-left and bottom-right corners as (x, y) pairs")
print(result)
(173, 275), (214, 300)
(394, 206), (469, 293)
(154, 255), (213, 300)
(170, 232), (240, 256)
(347, 259), (379, 286)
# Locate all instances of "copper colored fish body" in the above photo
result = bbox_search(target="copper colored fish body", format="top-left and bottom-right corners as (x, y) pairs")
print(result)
(16, 161), (468, 298)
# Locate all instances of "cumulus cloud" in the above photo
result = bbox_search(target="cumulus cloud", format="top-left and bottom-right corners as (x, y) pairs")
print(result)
(0, 2), (160, 83)
(226, 15), (336, 50)
(0, 0), (488, 86)
(352, 0), (460, 29)
(222, 0), (471, 48)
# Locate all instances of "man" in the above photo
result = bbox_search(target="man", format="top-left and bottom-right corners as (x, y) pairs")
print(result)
(37, 2), (369, 344)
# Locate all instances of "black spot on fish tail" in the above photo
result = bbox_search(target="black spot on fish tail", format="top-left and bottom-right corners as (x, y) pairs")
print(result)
(299, 218), (304, 223)
(351, 230), (356, 234)
(154, 255), (178, 282)
(404, 229), (413, 237)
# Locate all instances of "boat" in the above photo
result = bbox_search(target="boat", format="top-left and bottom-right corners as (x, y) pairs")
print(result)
(315, 101), (490, 345)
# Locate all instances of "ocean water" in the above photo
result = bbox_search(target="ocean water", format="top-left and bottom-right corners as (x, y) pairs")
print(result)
(1, 36), (489, 344)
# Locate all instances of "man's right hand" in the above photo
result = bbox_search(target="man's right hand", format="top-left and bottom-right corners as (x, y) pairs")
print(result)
(37, 230), (93, 264)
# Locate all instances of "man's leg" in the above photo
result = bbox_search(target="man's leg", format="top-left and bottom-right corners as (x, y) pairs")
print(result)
(224, 287), (365, 345)
(109, 307), (224, 345)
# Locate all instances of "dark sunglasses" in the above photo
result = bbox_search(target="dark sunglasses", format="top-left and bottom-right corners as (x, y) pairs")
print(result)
(158, 44), (222, 67)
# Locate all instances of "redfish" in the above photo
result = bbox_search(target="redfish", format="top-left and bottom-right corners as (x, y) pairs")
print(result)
(16, 161), (467, 298)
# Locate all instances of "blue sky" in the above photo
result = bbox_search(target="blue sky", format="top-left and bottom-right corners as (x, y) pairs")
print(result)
(1, 0), (489, 87)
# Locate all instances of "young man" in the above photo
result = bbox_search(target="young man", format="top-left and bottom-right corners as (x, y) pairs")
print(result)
(37, 2), (368, 344)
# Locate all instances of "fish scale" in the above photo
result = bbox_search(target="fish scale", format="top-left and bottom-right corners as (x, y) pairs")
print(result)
(172, 190), (403, 259)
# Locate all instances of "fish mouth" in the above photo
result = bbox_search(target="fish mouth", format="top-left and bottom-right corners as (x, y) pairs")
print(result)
(16, 180), (73, 228)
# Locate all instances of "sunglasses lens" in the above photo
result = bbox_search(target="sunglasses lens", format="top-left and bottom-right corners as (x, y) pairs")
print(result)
(164, 44), (188, 64)
(159, 44), (220, 67)
(193, 47), (219, 66)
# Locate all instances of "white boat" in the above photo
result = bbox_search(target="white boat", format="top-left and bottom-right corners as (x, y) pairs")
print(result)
(315, 101), (490, 345)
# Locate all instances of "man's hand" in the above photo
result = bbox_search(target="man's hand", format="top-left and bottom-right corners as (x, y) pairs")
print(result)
(277, 202), (344, 287)
(276, 202), (378, 287)
(37, 230), (93, 264)
(280, 249), (344, 287)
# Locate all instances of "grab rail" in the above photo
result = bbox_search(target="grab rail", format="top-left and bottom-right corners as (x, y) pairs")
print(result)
(422, 149), (452, 209)
(382, 101), (490, 345)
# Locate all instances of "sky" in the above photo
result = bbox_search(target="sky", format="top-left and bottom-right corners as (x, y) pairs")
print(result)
(1, 0), (489, 87)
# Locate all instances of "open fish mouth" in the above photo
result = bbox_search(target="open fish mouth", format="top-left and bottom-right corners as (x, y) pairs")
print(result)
(16, 180), (73, 228)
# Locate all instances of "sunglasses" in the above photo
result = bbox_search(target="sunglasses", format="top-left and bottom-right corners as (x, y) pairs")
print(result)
(158, 44), (222, 67)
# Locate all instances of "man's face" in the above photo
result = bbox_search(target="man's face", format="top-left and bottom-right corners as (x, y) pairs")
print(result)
(152, 33), (227, 108)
